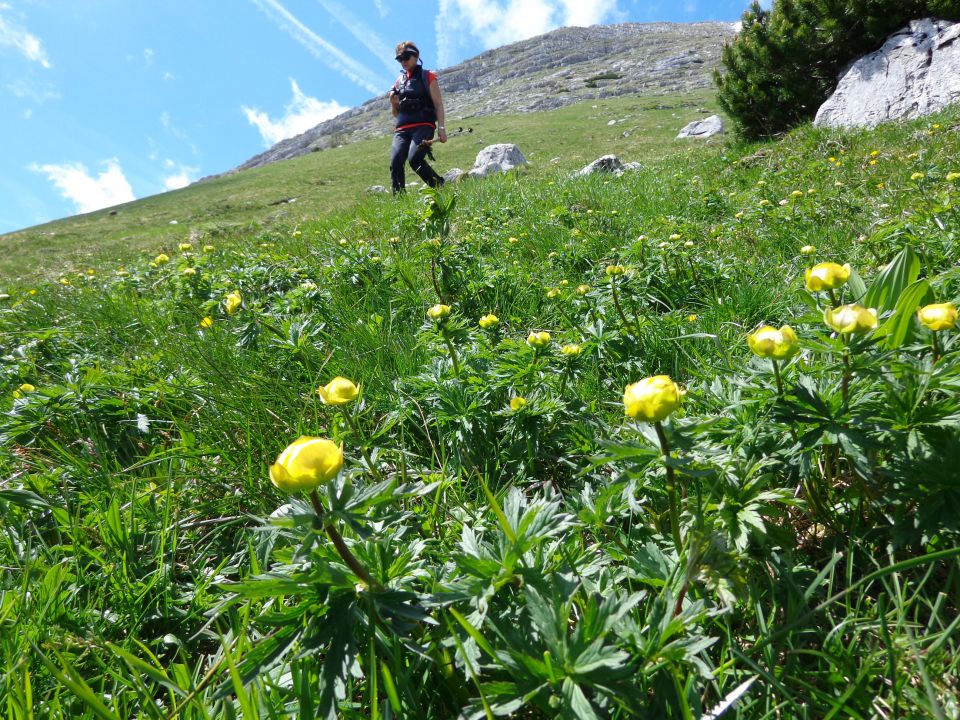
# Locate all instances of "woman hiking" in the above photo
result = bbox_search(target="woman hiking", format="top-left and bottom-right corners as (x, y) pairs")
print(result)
(388, 41), (447, 193)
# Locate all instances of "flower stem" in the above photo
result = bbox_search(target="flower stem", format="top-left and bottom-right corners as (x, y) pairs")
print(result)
(931, 330), (942, 363)
(610, 279), (634, 334)
(441, 333), (461, 377)
(841, 345), (850, 407)
(343, 410), (383, 482)
(310, 489), (383, 591)
(771, 359), (784, 396)
(655, 421), (683, 551)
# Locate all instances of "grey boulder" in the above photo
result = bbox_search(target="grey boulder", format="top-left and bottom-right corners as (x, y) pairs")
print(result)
(815, 18), (960, 129)
(677, 114), (724, 139)
(468, 144), (527, 178)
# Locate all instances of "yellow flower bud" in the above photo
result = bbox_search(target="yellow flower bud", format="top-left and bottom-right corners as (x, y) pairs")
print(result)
(200, 316), (214, 328)
(917, 303), (957, 331)
(561, 343), (582, 357)
(546, 288), (561, 299)
(623, 375), (681, 423)
(510, 397), (527, 411)
(224, 291), (243, 315)
(478, 313), (499, 329)
(805, 262), (851, 292)
(181, 267), (197, 276)
(947, 172), (960, 182)
(317, 376), (359, 405)
(800, 245), (816, 256)
(427, 304), (451, 321)
(605, 265), (625, 277)
(526, 331), (551, 348)
(823, 304), (878, 334)
(576, 284), (591, 295)
(12, 382), (35, 398)
(154, 253), (170, 265)
(791, 190), (804, 198)
(748, 325), (800, 360)
(911, 172), (925, 181)
(178, 242), (193, 251)
(203, 244), (215, 252)
(269, 436), (344, 493)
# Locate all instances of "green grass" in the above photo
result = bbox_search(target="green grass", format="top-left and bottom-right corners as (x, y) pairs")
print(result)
(2, 100), (960, 718)
(0, 91), (719, 283)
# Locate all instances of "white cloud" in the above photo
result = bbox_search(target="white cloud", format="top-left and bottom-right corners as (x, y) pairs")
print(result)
(29, 159), (136, 214)
(242, 78), (348, 146)
(437, 0), (625, 65)
(249, 0), (387, 94)
(372, 0), (387, 18)
(0, 5), (51, 68)
(163, 168), (196, 191)
(6, 78), (59, 102)
(316, 0), (396, 75)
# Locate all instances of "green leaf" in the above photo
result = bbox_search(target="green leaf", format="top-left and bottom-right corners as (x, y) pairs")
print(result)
(561, 678), (601, 720)
(873, 279), (932, 350)
(31, 643), (123, 720)
(863, 246), (921, 314)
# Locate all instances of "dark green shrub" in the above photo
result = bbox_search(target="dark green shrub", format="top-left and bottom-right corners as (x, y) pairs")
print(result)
(715, 0), (960, 139)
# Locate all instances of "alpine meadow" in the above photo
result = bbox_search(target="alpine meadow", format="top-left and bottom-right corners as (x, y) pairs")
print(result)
(2, 12), (960, 720)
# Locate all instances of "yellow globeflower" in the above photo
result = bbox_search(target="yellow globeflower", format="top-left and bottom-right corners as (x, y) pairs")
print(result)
(917, 303), (957, 331)
(203, 244), (216, 252)
(561, 343), (582, 357)
(605, 265), (625, 277)
(510, 397), (527, 411)
(12, 383), (36, 398)
(624, 375), (681, 423)
(946, 172), (960, 182)
(546, 288), (561, 299)
(805, 262), (851, 292)
(748, 325), (800, 360)
(576, 284), (591, 295)
(154, 253), (170, 265)
(224, 291), (243, 314)
(317, 376), (359, 405)
(526, 331), (551, 348)
(911, 172), (925, 181)
(478, 313), (499, 329)
(178, 242), (193, 251)
(200, 316), (214, 328)
(269, 437), (344, 493)
(181, 267), (197, 276)
(824, 304), (878, 334)
(427, 304), (451, 321)
(800, 245), (816, 256)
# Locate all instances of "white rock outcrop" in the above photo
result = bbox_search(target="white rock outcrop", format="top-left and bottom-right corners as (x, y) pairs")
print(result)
(468, 144), (527, 177)
(815, 18), (960, 129)
(677, 115), (724, 139)
(574, 155), (624, 176)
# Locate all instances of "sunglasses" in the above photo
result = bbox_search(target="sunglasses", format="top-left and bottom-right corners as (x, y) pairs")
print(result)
(395, 51), (417, 62)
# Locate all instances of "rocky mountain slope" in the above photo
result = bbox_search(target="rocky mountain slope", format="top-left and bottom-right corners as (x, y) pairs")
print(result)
(231, 21), (736, 174)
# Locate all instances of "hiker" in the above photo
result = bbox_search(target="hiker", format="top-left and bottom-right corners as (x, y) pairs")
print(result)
(388, 41), (447, 193)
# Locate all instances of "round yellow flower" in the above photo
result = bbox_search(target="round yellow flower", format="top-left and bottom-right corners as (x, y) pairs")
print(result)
(748, 325), (800, 360)
(427, 304), (451, 321)
(178, 242), (193, 251)
(605, 265), (625, 277)
(526, 331), (551, 348)
(478, 313), (499, 329)
(510, 397), (527, 411)
(911, 172), (925, 181)
(224, 291), (242, 315)
(575, 284), (591, 296)
(12, 382), (35, 398)
(546, 288), (561, 299)
(154, 253), (170, 265)
(181, 267), (197, 276)
(946, 172), (960, 182)
(200, 316), (214, 328)
(623, 375), (681, 423)
(800, 245), (816, 256)
(805, 262), (851, 292)
(317, 376), (359, 405)
(824, 304), (878, 334)
(561, 343), (582, 357)
(203, 244), (215, 252)
(917, 303), (957, 331)
(269, 436), (344, 493)
(791, 190), (804, 198)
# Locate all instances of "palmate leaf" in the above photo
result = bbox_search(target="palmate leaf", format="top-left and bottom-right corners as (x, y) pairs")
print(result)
(872, 279), (932, 350)
(863, 245), (921, 315)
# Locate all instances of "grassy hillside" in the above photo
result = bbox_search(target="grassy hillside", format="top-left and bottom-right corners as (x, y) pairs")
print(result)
(0, 91), (718, 283)
(2, 103), (960, 718)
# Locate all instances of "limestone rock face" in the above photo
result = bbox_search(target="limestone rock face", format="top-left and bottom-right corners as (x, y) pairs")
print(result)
(677, 114), (724, 138)
(468, 144), (527, 177)
(815, 18), (960, 129)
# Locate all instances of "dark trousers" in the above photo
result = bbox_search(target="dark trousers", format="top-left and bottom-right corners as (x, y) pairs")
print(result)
(390, 125), (445, 193)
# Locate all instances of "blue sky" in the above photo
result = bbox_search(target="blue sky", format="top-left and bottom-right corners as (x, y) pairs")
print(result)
(0, 0), (760, 234)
